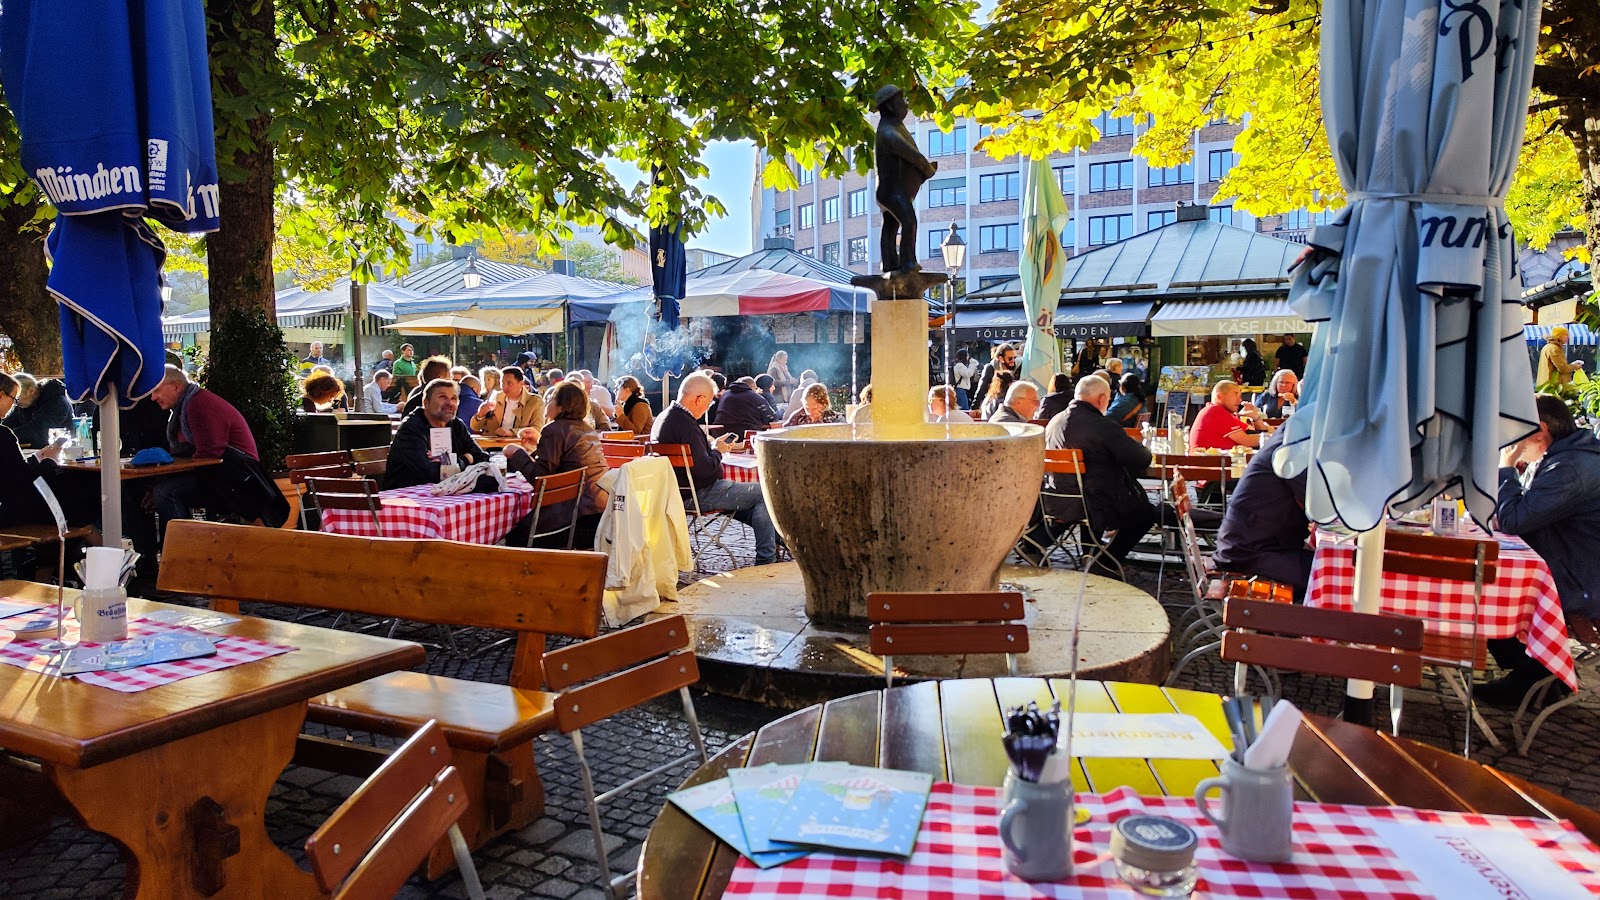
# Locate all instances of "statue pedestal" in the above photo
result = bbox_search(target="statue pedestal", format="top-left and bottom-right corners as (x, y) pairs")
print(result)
(850, 270), (949, 301)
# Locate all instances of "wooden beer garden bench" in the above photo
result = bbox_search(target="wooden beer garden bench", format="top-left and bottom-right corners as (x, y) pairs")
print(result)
(158, 520), (606, 876)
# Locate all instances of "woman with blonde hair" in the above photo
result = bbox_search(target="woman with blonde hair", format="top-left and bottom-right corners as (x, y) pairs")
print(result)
(783, 382), (842, 426)
(478, 365), (501, 397)
(615, 375), (654, 435)
(298, 372), (347, 412)
(767, 350), (796, 402)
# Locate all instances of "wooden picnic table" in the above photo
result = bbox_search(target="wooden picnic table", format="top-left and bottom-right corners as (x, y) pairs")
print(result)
(474, 434), (520, 450)
(637, 677), (1600, 900)
(57, 456), (222, 479)
(0, 579), (424, 900)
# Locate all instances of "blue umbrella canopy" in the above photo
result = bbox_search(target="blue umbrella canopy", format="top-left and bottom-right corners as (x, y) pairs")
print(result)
(2, 0), (219, 404)
(1274, 0), (1542, 531)
(650, 221), (687, 330)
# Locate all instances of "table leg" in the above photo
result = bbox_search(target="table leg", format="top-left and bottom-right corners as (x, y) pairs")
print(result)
(47, 704), (318, 900)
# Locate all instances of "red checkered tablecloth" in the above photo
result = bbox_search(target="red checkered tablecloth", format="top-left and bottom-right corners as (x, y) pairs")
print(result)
(1305, 529), (1576, 689)
(0, 616), (295, 693)
(320, 474), (534, 543)
(725, 782), (1600, 899)
(722, 453), (760, 484)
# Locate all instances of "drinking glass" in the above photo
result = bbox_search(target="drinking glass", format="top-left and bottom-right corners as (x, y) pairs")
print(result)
(101, 638), (149, 670)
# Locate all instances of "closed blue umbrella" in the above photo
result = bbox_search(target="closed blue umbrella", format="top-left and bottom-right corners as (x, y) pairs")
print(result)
(1274, 0), (1542, 532)
(3, 0), (220, 546)
(650, 220), (687, 330)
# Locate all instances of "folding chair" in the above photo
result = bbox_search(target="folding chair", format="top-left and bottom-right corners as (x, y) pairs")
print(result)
(1221, 597), (1425, 726)
(601, 440), (648, 469)
(349, 446), (389, 482)
(600, 431), (638, 442)
(524, 469), (587, 550)
(544, 616), (708, 898)
(868, 591), (1029, 687)
(649, 442), (738, 570)
(1381, 531), (1500, 755)
(305, 477), (384, 536)
(287, 450), (354, 529)
(1514, 614), (1599, 755)
(305, 720), (485, 900)
(1018, 448), (1123, 576)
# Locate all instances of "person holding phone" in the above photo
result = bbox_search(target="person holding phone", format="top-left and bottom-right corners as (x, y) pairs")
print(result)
(0, 373), (97, 531)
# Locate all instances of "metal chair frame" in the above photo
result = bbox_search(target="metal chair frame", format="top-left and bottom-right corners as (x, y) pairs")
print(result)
(648, 442), (739, 571)
(524, 468), (587, 550)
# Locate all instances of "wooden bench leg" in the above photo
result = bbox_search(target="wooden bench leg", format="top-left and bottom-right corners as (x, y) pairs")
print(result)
(423, 743), (545, 879)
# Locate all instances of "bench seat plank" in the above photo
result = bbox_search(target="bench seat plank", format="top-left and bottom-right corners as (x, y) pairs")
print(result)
(308, 672), (557, 753)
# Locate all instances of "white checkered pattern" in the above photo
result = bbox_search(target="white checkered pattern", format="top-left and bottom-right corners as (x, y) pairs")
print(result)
(1306, 530), (1576, 689)
(320, 474), (534, 543)
(0, 616), (295, 693)
(724, 782), (1600, 898)
(721, 453), (760, 484)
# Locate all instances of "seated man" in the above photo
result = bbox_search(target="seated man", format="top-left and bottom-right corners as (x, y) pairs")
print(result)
(472, 366), (545, 437)
(401, 355), (453, 418)
(450, 366), (485, 424)
(1211, 428), (1313, 599)
(1479, 395), (1600, 704)
(1191, 380), (1271, 450)
(148, 365), (281, 533)
(714, 376), (779, 438)
(927, 385), (974, 423)
(1, 372), (75, 448)
(385, 378), (488, 490)
(651, 373), (778, 565)
(363, 370), (398, 414)
(988, 380), (1040, 424)
(1020, 376), (1155, 570)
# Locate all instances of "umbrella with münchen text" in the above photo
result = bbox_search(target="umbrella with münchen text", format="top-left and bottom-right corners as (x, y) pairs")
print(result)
(2, 0), (221, 548)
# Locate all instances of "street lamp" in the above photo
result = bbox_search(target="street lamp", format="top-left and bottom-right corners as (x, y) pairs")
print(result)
(940, 222), (966, 272)
(462, 252), (482, 291)
(938, 223), (967, 405)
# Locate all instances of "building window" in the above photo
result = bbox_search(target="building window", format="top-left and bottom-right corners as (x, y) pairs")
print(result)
(978, 275), (1014, 290)
(798, 246), (815, 258)
(1088, 160), (1134, 192)
(848, 236), (869, 264)
(927, 126), (967, 158)
(979, 223), (1020, 253)
(822, 242), (840, 265)
(798, 203), (814, 230)
(1088, 214), (1134, 246)
(927, 177), (967, 208)
(1208, 149), (1239, 181)
(1148, 163), (1194, 187)
(1091, 112), (1136, 137)
(774, 208), (792, 234)
(822, 196), (840, 224)
(979, 171), (1020, 203)
(927, 228), (946, 259)
(1280, 208), (1339, 230)
(796, 164), (814, 186)
(1209, 204), (1235, 226)
(977, 124), (1008, 142)
(1147, 209), (1177, 230)
(1054, 165), (1075, 195)
(1060, 220), (1075, 248)
(848, 189), (869, 217)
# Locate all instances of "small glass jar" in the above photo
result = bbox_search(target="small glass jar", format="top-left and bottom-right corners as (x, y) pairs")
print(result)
(1110, 814), (1198, 898)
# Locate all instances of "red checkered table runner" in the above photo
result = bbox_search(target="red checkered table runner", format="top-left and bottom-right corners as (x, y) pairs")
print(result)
(725, 781), (1600, 899)
(721, 453), (760, 484)
(320, 473), (534, 543)
(0, 616), (295, 693)
(1305, 529), (1576, 689)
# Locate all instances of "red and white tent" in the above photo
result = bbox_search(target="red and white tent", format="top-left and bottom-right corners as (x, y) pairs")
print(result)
(677, 269), (875, 317)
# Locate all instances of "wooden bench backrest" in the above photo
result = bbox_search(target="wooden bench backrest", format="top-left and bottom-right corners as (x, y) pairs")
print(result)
(1381, 529), (1499, 583)
(287, 450), (354, 484)
(305, 720), (470, 899)
(349, 446), (390, 463)
(544, 615), (699, 732)
(159, 521), (604, 686)
(866, 591), (1030, 658)
(1221, 598), (1425, 687)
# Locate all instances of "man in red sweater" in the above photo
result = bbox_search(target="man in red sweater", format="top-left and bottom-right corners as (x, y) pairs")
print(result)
(147, 365), (259, 532)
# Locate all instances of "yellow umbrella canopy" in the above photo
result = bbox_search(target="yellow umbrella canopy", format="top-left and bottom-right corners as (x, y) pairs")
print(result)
(383, 313), (524, 359)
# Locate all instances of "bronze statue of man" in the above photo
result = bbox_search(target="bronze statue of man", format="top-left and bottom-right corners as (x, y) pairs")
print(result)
(872, 85), (937, 274)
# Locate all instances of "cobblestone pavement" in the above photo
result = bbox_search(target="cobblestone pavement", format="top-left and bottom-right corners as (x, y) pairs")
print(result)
(4, 521), (1598, 898)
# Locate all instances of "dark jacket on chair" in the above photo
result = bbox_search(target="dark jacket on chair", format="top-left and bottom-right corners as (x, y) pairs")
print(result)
(1045, 400), (1153, 530)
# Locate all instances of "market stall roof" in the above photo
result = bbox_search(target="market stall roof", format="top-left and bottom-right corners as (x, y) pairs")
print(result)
(679, 269), (873, 316)
(1150, 296), (1311, 337)
(948, 300), (1155, 342)
(691, 246), (860, 285)
(1520, 269), (1592, 310)
(278, 280), (424, 324)
(402, 272), (631, 314)
(965, 216), (1302, 306)
(1525, 323), (1597, 345)
(568, 286), (652, 326)
(387, 256), (543, 295)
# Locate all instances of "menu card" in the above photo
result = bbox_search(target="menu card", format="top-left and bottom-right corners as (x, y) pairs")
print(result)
(667, 779), (811, 868)
(1370, 820), (1590, 899)
(0, 597), (48, 619)
(769, 764), (933, 857)
(728, 763), (833, 854)
(58, 632), (217, 675)
(1068, 713), (1231, 760)
(429, 427), (452, 460)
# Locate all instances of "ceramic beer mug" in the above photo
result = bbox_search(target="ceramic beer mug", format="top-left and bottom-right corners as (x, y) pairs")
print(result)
(1194, 757), (1294, 863)
(998, 771), (1074, 881)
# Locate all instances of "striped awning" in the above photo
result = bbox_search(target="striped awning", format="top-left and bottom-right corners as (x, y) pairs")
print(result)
(1150, 297), (1311, 338)
(1525, 323), (1596, 346)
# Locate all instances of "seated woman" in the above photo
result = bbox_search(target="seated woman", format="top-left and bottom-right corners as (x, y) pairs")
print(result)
(783, 382), (842, 426)
(297, 372), (347, 412)
(1258, 369), (1299, 418)
(502, 381), (609, 549)
(616, 375), (654, 435)
(1104, 372), (1147, 427)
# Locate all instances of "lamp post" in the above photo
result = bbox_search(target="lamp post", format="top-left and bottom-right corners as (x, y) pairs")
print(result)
(940, 224), (967, 408)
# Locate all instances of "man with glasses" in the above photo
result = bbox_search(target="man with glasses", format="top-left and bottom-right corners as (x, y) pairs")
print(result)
(973, 343), (1019, 415)
(652, 373), (778, 565)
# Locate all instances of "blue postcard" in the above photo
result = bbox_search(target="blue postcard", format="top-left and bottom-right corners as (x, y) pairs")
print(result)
(666, 778), (810, 868)
(769, 764), (933, 857)
(728, 763), (840, 853)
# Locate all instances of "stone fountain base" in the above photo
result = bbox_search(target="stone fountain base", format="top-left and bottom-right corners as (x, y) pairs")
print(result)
(647, 561), (1171, 710)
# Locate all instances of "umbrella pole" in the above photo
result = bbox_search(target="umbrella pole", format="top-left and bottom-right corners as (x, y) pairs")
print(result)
(99, 395), (122, 549)
(1344, 523), (1388, 726)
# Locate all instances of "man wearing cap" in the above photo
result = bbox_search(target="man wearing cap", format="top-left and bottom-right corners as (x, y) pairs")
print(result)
(1537, 325), (1584, 387)
(872, 84), (938, 275)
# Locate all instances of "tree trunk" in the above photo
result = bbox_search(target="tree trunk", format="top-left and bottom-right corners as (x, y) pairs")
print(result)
(1562, 97), (1600, 268)
(0, 204), (58, 375)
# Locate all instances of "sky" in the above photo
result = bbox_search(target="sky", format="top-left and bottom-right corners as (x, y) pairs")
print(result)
(606, 140), (759, 257)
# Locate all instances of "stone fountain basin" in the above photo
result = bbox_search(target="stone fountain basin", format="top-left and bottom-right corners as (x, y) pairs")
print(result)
(754, 421), (1045, 624)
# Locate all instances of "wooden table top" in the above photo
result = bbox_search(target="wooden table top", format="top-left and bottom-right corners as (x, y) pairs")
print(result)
(637, 677), (1600, 900)
(58, 456), (223, 479)
(0, 580), (425, 769)
(474, 435), (519, 450)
